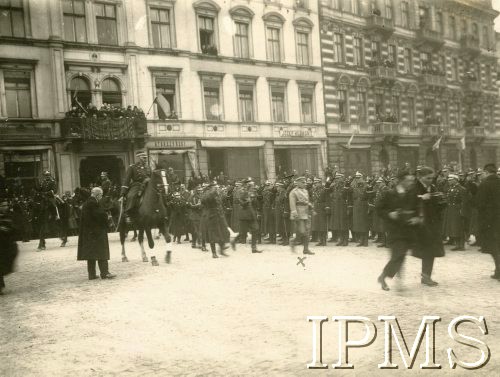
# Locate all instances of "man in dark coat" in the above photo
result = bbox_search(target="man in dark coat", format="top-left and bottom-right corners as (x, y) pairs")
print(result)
(443, 174), (467, 250)
(0, 199), (18, 295)
(201, 183), (229, 258)
(311, 178), (329, 246)
(413, 166), (446, 286)
(476, 164), (500, 280)
(37, 170), (58, 251)
(352, 172), (371, 246)
(77, 187), (115, 280)
(376, 171), (420, 291)
(232, 178), (262, 253)
(330, 173), (352, 246)
(120, 151), (151, 223)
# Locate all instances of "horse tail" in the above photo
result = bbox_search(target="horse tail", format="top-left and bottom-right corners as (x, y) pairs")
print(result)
(146, 228), (154, 249)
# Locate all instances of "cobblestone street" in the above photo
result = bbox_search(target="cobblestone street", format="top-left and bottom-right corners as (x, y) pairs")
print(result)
(1, 234), (500, 376)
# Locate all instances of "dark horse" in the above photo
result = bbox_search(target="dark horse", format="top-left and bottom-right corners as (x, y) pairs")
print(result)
(118, 169), (172, 264)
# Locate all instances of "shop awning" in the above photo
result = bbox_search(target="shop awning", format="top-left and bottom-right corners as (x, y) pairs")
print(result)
(0, 145), (52, 151)
(149, 149), (193, 155)
(200, 140), (265, 148)
(274, 140), (322, 146)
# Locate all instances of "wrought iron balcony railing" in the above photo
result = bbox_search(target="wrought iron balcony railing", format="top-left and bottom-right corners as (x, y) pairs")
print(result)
(373, 121), (400, 135)
(62, 117), (148, 140)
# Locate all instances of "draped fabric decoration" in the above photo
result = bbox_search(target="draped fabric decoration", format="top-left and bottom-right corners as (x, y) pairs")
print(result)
(148, 149), (197, 172)
(63, 118), (146, 140)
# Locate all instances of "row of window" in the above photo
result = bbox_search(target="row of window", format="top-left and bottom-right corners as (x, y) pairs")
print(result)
(335, 89), (496, 129)
(327, 0), (492, 47)
(332, 34), (494, 84)
(0, 0), (315, 66)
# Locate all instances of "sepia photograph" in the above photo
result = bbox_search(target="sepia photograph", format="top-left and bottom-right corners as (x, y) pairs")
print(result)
(1, 0), (500, 375)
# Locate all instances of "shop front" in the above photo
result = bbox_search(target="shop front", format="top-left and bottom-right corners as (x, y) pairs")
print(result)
(273, 141), (324, 178)
(147, 139), (198, 184)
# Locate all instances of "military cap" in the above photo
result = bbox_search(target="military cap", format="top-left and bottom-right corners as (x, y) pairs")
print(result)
(284, 173), (296, 180)
(448, 174), (459, 180)
(235, 181), (242, 186)
(242, 177), (253, 184)
(135, 150), (147, 158)
(275, 181), (284, 186)
(313, 177), (322, 183)
(264, 180), (271, 185)
(376, 177), (384, 183)
(43, 170), (50, 175)
(294, 176), (306, 183)
(100, 171), (108, 176)
(355, 171), (363, 178)
(335, 172), (345, 178)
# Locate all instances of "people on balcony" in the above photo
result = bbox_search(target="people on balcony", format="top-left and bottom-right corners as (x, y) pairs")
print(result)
(65, 103), (146, 120)
(376, 111), (398, 123)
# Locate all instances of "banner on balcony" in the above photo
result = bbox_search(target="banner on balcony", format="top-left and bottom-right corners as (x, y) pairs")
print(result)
(64, 118), (146, 140)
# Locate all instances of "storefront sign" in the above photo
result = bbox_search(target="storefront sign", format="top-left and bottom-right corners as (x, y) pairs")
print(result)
(279, 129), (313, 137)
(153, 140), (192, 148)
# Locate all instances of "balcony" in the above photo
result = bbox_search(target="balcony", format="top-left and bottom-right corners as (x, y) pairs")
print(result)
(373, 121), (400, 135)
(415, 28), (445, 51)
(61, 117), (148, 140)
(420, 73), (447, 90)
(463, 79), (482, 96)
(368, 65), (396, 86)
(0, 119), (55, 140)
(465, 126), (485, 137)
(365, 14), (394, 38)
(460, 35), (481, 57)
(201, 45), (218, 57)
(422, 124), (448, 139)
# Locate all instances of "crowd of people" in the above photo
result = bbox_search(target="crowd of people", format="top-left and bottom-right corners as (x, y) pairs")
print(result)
(65, 102), (146, 120)
(1, 155), (500, 293)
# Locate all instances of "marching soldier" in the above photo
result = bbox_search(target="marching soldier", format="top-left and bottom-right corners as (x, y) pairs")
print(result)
(232, 178), (262, 253)
(120, 151), (151, 223)
(230, 181), (242, 234)
(274, 181), (289, 245)
(37, 170), (58, 251)
(188, 185), (204, 249)
(289, 176), (314, 255)
(443, 174), (467, 251)
(262, 181), (276, 244)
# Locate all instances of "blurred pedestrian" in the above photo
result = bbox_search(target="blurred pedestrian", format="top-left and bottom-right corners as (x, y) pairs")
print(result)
(0, 198), (18, 295)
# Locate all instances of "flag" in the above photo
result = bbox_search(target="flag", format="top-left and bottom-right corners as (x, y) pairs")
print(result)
(346, 133), (354, 149)
(432, 136), (442, 151)
(154, 94), (171, 119)
(458, 136), (466, 151)
(72, 88), (87, 113)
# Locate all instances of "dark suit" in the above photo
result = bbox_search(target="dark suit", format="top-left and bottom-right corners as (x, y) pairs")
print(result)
(77, 197), (110, 278)
(376, 186), (418, 278)
(476, 174), (500, 275)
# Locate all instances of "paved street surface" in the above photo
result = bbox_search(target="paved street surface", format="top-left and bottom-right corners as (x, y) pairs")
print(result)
(1, 234), (500, 376)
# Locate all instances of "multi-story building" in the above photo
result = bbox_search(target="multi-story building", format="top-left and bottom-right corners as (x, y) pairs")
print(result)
(319, 0), (500, 175)
(0, 0), (326, 193)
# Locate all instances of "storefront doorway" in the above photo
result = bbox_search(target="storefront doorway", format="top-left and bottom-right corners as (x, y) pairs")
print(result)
(156, 153), (186, 182)
(207, 148), (260, 182)
(79, 155), (123, 188)
(274, 148), (318, 178)
(343, 149), (371, 176)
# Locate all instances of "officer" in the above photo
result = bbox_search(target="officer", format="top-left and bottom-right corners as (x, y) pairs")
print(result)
(330, 173), (352, 246)
(120, 151), (151, 223)
(289, 176), (314, 255)
(37, 170), (58, 251)
(352, 171), (371, 247)
(311, 177), (329, 246)
(443, 174), (467, 251)
(99, 172), (112, 196)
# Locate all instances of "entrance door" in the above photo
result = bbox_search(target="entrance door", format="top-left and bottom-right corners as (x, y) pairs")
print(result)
(158, 154), (185, 182)
(344, 149), (371, 176)
(290, 148), (318, 176)
(79, 156), (122, 187)
(226, 149), (260, 183)
(207, 149), (225, 178)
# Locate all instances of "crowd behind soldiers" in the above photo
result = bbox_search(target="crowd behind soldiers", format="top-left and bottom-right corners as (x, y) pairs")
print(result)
(2, 162), (498, 256)
(65, 102), (147, 120)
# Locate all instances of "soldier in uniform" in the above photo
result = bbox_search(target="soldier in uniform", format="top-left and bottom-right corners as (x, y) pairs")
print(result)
(289, 176), (314, 255)
(188, 185), (204, 249)
(120, 151), (151, 223)
(274, 181), (289, 245)
(231, 178), (262, 253)
(201, 182), (230, 258)
(261, 181), (276, 244)
(231, 181), (242, 234)
(352, 172), (371, 246)
(330, 173), (352, 246)
(37, 170), (58, 251)
(443, 174), (467, 251)
(311, 178), (330, 246)
(371, 177), (388, 247)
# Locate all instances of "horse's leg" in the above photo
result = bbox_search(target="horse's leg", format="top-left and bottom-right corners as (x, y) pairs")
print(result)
(138, 228), (148, 262)
(131, 228), (137, 242)
(161, 221), (172, 264)
(120, 226), (129, 262)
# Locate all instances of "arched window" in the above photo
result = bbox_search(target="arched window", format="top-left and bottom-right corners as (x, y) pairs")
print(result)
(70, 77), (91, 108)
(101, 78), (122, 107)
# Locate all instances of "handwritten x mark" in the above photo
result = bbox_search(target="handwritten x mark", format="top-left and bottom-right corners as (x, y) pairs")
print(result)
(297, 256), (306, 267)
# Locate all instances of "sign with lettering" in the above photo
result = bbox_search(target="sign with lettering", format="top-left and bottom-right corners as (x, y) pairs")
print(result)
(153, 140), (191, 148)
(279, 129), (313, 137)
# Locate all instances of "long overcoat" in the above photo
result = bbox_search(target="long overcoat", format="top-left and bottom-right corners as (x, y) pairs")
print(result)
(412, 180), (446, 259)
(476, 174), (500, 254)
(0, 214), (18, 278)
(201, 188), (230, 244)
(443, 184), (466, 238)
(352, 184), (371, 232)
(77, 197), (110, 261)
(330, 184), (351, 231)
(312, 186), (329, 232)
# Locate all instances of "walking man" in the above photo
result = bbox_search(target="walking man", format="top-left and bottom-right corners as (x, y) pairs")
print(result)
(77, 187), (116, 280)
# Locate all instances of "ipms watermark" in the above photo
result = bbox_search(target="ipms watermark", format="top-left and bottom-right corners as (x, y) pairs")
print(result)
(306, 316), (490, 370)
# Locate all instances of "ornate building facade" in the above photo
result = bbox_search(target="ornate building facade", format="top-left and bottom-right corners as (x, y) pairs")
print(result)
(319, 0), (500, 175)
(0, 0), (325, 193)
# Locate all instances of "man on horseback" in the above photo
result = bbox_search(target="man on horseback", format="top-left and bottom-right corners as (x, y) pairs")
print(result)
(120, 151), (151, 224)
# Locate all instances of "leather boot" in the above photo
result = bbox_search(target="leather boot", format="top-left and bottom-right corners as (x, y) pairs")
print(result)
(421, 274), (438, 286)
(303, 235), (315, 255)
(210, 243), (218, 258)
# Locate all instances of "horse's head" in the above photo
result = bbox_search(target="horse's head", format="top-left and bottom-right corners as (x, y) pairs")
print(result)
(151, 169), (169, 196)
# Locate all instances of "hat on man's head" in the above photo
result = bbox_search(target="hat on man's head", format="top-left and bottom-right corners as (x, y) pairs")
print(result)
(355, 171), (363, 178)
(43, 170), (50, 175)
(275, 181), (284, 187)
(294, 176), (306, 183)
(313, 177), (322, 183)
(235, 181), (242, 186)
(242, 177), (253, 184)
(100, 171), (108, 176)
(376, 177), (384, 183)
(284, 173), (296, 180)
(265, 180), (271, 185)
(448, 174), (459, 180)
(136, 150), (147, 158)
(335, 172), (344, 178)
